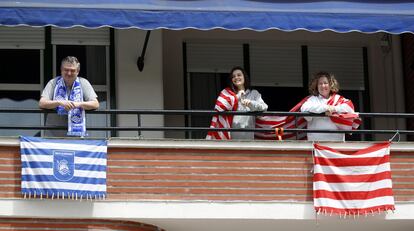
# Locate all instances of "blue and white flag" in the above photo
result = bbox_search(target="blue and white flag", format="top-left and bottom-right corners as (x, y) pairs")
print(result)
(20, 136), (107, 200)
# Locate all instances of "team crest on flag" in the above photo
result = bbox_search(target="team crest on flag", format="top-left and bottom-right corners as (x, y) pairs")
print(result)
(20, 136), (107, 200)
(53, 150), (75, 181)
(313, 142), (395, 217)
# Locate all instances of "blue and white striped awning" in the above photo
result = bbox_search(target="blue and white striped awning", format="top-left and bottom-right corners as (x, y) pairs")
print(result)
(1, 0), (414, 34)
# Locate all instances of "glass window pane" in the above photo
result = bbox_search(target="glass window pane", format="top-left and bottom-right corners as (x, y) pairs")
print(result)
(56, 45), (107, 85)
(250, 44), (302, 87)
(86, 92), (108, 138)
(308, 46), (365, 90)
(0, 91), (41, 137)
(0, 49), (40, 84)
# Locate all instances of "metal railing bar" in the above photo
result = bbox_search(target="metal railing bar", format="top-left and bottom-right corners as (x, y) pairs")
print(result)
(1, 109), (414, 118)
(0, 126), (412, 134)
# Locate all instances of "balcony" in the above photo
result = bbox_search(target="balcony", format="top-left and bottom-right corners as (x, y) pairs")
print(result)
(0, 109), (413, 231)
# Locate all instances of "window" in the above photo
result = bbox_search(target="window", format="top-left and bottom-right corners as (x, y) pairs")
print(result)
(184, 41), (370, 140)
(308, 46), (368, 140)
(0, 91), (41, 136)
(0, 26), (112, 138)
(52, 27), (111, 138)
(185, 42), (244, 138)
(250, 44), (302, 87)
(0, 26), (44, 137)
(0, 49), (40, 84)
(249, 43), (305, 111)
(308, 46), (365, 91)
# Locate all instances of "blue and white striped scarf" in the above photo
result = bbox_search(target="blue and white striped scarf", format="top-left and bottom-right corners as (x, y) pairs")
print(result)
(53, 76), (87, 137)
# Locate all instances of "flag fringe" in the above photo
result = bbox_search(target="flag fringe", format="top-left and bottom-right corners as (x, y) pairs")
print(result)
(314, 206), (395, 218)
(22, 190), (106, 200)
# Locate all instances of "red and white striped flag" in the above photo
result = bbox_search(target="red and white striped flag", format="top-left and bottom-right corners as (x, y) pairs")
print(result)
(313, 142), (395, 216)
(207, 90), (361, 140)
(255, 94), (361, 140)
(255, 96), (309, 140)
(206, 88), (238, 140)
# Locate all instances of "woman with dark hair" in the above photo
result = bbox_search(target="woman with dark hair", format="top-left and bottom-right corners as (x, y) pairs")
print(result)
(206, 66), (268, 140)
(300, 71), (359, 141)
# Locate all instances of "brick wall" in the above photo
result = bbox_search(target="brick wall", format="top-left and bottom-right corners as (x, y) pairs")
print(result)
(1, 145), (414, 201)
(0, 218), (163, 231)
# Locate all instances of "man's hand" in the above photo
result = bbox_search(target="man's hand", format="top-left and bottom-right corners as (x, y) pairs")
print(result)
(60, 100), (77, 111)
(64, 101), (99, 111)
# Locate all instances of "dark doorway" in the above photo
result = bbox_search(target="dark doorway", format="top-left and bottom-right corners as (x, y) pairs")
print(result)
(188, 72), (227, 139)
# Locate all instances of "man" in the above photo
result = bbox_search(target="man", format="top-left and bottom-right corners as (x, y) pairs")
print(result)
(39, 56), (99, 137)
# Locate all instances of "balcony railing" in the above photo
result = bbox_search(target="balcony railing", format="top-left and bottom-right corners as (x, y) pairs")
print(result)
(0, 108), (413, 138)
(0, 109), (414, 205)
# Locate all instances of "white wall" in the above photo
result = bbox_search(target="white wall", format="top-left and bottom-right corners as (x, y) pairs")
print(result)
(1, 200), (414, 231)
(162, 29), (406, 140)
(115, 29), (164, 138)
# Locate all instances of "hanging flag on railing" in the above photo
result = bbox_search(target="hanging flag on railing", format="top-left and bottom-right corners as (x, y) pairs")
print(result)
(313, 142), (395, 217)
(20, 136), (107, 200)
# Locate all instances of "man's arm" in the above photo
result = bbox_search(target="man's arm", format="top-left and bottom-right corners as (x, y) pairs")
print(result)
(39, 96), (61, 109)
(39, 77), (99, 111)
(39, 97), (80, 111)
(39, 79), (59, 109)
(39, 97), (99, 111)
(74, 99), (99, 110)
(78, 78), (100, 110)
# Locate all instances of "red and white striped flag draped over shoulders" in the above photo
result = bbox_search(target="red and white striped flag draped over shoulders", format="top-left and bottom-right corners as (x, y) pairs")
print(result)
(206, 88), (238, 140)
(255, 93), (361, 140)
(254, 97), (309, 140)
(313, 142), (395, 216)
(207, 91), (361, 140)
(328, 93), (361, 131)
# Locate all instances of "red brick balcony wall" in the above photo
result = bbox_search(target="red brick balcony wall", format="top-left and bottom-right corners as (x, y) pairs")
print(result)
(0, 218), (164, 231)
(0, 145), (414, 201)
